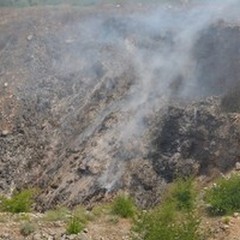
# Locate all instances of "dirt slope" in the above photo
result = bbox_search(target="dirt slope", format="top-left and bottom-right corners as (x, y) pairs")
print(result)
(1, 3), (240, 212)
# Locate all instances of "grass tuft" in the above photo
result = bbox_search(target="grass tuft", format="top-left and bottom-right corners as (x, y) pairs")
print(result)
(66, 216), (84, 235)
(112, 194), (136, 218)
(205, 174), (240, 215)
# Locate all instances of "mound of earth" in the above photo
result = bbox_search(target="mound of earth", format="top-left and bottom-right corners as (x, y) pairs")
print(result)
(1, 3), (240, 210)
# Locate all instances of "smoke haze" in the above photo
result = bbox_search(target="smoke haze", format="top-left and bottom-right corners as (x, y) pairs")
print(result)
(1, 0), (240, 203)
(48, 0), (239, 190)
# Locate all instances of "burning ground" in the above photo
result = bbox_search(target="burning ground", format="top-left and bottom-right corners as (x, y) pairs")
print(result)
(1, 1), (240, 211)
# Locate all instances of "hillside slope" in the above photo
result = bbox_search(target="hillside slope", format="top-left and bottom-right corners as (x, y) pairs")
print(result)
(1, 2), (240, 211)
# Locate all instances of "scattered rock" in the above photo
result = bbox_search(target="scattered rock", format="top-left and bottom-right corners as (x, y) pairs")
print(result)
(221, 224), (230, 231)
(1, 130), (9, 136)
(78, 233), (89, 240)
(233, 212), (239, 218)
(32, 233), (42, 240)
(27, 34), (33, 41)
(67, 235), (78, 240)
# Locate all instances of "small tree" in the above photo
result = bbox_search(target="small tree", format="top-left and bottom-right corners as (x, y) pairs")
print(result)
(112, 194), (136, 218)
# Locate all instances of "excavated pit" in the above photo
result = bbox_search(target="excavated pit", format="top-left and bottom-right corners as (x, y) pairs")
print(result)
(1, 5), (240, 209)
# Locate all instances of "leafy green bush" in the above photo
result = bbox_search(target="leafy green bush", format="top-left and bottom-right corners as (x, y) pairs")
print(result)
(205, 174), (240, 215)
(132, 178), (202, 240)
(20, 221), (36, 236)
(0, 189), (36, 213)
(132, 203), (201, 240)
(112, 194), (136, 218)
(168, 178), (196, 211)
(66, 216), (84, 235)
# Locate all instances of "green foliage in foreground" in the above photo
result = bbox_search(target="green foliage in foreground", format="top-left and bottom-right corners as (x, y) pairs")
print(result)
(66, 216), (84, 235)
(132, 178), (202, 240)
(168, 177), (196, 211)
(0, 189), (36, 213)
(205, 174), (240, 215)
(112, 194), (136, 218)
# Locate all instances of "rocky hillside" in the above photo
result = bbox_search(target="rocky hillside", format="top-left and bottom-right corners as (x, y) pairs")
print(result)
(1, 1), (240, 211)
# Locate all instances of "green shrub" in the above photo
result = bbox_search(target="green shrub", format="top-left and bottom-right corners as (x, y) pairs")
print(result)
(20, 221), (36, 236)
(66, 216), (84, 235)
(132, 178), (202, 240)
(132, 202), (201, 240)
(205, 174), (240, 215)
(0, 189), (36, 213)
(112, 194), (136, 218)
(168, 178), (196, 211)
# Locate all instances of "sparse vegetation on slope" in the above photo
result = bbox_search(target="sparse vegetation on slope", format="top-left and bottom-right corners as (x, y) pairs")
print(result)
(132, 178), (202, 240)
(205, 174), (240, 215)
(0, 189), (36, 213)
(112, 194), (136, 218)
(66, 216), (84, 235)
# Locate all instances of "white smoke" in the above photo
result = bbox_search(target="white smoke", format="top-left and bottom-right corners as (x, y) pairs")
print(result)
(50, 0), (240, 191)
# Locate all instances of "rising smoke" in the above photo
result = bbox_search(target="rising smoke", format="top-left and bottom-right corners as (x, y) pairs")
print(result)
(38, 0), (240, 191)
(59, 0), (240, 190)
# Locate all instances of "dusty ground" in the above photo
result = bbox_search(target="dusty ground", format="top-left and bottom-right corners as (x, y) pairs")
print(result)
(0, 203), (240, 240)
(0, 212), (131, 240)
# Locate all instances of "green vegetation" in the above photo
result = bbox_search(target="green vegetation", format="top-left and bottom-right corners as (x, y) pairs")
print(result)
(66, 216), (84, 235)
(168, 177), (196, 211)
(44, 205), (92, 235)
(205, 174), (240, 215)
(1, 176), (240, 238)
(222, 216), (231, 225)
(132, 178), (202, 240)
(20, 221), (36, 236)
(0, 189), (36, 213)
(112, 194), (136, 218)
